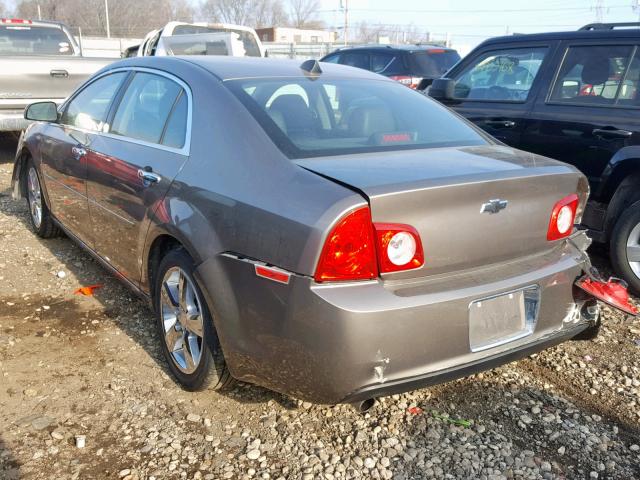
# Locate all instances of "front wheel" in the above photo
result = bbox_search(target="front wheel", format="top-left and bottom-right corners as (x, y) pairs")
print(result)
(610, 200), (640, 294)
(154, 248), (234, 391)
(25, 160), (60, 238)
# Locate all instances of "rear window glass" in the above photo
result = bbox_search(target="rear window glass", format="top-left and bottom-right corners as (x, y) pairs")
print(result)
(225, 77), (487, 159)
(0, 25), (73, 56)
(408, 50), (461, 77)
(172, 25), (261, 57)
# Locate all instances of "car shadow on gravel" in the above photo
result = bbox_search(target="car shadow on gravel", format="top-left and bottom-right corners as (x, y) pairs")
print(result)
(0, 437), (19, 480)
(0, 176), (298, 410)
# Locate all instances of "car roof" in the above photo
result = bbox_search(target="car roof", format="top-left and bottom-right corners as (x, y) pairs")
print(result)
(119, 56), (392, 82)
(331, 44), (456, 53)
(478, 27), (640, 47)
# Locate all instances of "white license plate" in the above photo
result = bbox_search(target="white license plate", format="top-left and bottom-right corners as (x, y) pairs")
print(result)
(469, 286), (540, 352)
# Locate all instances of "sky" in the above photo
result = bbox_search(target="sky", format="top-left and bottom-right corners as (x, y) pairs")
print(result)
(314, 0), (640, 51)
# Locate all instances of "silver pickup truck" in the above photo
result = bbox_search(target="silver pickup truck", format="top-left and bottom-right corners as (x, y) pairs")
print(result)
(0, 18), (113, 131)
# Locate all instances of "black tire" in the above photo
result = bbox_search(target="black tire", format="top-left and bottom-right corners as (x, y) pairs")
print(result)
(610, 200), (640, 295)
(24, 159), (60, 238)
(154, 248), (234, 391)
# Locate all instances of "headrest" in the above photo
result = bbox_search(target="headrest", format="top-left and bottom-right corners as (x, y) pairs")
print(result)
(581, 58), (610, 86)
(348, 105), (396, 138)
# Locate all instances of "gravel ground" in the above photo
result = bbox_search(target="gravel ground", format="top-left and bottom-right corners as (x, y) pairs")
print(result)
(0, 133), (639, 480)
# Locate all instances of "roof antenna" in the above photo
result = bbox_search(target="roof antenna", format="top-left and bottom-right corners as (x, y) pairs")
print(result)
(300, 59), (322, 76)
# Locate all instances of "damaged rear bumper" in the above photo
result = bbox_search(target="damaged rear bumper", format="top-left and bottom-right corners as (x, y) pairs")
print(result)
(196, 232), (597, 404)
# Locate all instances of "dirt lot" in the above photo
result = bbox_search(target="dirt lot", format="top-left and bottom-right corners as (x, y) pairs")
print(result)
(0, 133), (639, 480)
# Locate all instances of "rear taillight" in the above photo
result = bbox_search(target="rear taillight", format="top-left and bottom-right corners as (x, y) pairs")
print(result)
(315, 207), (424, 282)
(389, 75), (421, 89)
(1, 18), (32, 24)
(314, 206), (378, 282)
(547, 194), (579, 241)
(374, 223), (424, 273)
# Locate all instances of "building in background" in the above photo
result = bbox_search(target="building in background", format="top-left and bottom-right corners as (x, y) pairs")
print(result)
(256, 27), (336, 44)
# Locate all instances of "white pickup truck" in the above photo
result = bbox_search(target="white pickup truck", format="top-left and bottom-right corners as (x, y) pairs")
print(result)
(133, 21), (266, 58)
(0, 18), (113, 131)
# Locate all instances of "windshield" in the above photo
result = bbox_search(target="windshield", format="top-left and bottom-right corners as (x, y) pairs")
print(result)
(409, 50), (461, 77)
(0, 25), (73, 56)
(226, 77), (487, 159)
(172, 25), (261, 57)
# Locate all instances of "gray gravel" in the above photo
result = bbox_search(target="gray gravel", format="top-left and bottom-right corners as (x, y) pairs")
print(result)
(0, 136), (639, 479)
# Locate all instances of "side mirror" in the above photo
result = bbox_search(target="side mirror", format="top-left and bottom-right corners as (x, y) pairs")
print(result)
(25, 101), (58, 122)
(428, 78), (457, 102)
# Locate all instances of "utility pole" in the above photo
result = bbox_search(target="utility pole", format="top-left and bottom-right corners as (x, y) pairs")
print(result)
(37, 4), (41, 20)
(104, 0), (111, 38)
(342, 0), (349, 46)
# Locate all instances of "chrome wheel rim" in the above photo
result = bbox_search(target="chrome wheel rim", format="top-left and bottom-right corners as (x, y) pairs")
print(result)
(160, 267), (205, 374)
(627, 222), (640, 280)
(27, 167), (42, 228)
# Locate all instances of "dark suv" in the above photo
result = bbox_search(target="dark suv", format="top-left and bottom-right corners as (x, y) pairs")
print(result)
(321, 44), (460, 90)
(429, 23), (640, 292)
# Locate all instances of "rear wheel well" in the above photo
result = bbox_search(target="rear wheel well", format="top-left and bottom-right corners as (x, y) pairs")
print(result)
(604, 170), (640, 237)
(147, 235), (184, 297)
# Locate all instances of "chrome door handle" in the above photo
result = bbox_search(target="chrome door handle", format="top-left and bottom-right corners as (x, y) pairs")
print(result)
(485, 120), (516, 128)
(50, 69), (69, 78)
(71, 146), (86, 160)
(138, 169), (161, 184)
(592, 128), (633, 139)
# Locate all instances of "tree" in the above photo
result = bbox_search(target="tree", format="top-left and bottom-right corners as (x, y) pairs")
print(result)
(0, 0), (10, 17)
(288, 0), (323, 29)
(15, 0), (194, 37)
(200, 0), (289, 28)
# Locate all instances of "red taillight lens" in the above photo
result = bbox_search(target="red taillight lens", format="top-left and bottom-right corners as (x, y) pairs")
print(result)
(314, 206), (378, 282)
(374, 223), (424, 273)
(389, 75), (421, 89)
(547, 194), (579, 241)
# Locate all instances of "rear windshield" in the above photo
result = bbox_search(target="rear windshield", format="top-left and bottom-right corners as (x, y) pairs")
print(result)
(0, 25), (73, 56)
(172, 25), (261, 57)
(408, 50), (461, 77)
(226, 77), (487, 159)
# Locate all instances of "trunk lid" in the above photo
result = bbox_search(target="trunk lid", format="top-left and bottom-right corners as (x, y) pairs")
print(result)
(297, 145), (587, 279)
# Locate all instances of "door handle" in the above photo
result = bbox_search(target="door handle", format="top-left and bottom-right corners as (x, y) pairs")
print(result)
(592, 128), (633, 139)
(138, 168), (161, 185)
(50, 69), (69, 78)
(485, 120), (516, 128)
(71, 146), (86, 160)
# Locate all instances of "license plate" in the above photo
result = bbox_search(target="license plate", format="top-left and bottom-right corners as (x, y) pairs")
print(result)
(469, 286), (540, 352)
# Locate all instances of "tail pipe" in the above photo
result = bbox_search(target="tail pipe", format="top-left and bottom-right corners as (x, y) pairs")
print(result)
(352, 398), (376, 413)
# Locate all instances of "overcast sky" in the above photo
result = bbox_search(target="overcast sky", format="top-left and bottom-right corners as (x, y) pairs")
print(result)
(315, 0), (639, 48)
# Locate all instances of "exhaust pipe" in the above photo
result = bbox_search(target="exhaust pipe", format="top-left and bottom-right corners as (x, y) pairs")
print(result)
(352, 397), (376, 413)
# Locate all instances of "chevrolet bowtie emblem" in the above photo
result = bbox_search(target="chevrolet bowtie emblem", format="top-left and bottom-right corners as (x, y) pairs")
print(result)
(481, 199), (508, 214)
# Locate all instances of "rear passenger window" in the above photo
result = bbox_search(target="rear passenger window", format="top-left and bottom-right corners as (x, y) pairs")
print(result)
(551, 45), (638, 105)
(453, 47), (547, 101)
(371, 53), (404, 75)
(161, 92), (188, 148)
(550, 45), (637, 107)
(339, 52), (369, 70)
(110, 72), (183, 145)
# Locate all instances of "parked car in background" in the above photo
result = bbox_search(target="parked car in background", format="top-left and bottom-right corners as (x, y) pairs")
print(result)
(137, 21), (265, 58)
(13, 56), (625, 406)
(429, 22), (640, 293)
(0, 18), (113, 131)
(320, 44), (460, 90)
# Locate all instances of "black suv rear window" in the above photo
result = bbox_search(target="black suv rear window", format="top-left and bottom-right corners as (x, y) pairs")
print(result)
(408, 50), (461, 77)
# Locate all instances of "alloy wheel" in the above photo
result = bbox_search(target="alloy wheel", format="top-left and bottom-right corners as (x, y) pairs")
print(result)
(27, 167), (42, 229)
(627, 222), (640, 280)
(160, 267), (205, 374)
